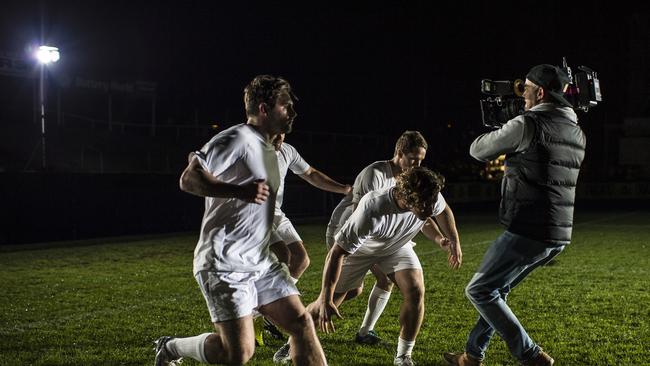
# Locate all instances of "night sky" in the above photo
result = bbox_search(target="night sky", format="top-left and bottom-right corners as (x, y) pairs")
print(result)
(0, 1), (647, 160)
(1, 1), (649, 244)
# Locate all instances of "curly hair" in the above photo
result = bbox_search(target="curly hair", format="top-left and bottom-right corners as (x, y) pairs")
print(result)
(394, 167), (445, 209)
(394, 131), (428, 156)
(244, 75), (294, 117)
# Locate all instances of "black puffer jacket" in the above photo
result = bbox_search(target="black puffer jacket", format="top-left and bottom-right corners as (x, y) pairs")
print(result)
(500, 111), (586, 245)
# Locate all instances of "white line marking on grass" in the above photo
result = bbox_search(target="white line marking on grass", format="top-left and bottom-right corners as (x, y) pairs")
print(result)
(298, 211), (647, 283)
(417, 240), (493, 257)
(574, 211), (641, 226)
(1, 303), (144, 334)
(299, 239), (494, 282)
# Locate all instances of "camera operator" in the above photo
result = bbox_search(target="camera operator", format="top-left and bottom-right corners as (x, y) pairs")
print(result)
(444, 64), (586, 366)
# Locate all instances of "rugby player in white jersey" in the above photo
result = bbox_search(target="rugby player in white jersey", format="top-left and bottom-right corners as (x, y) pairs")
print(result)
(324, 131), (461, 345)
(317, 167), (462, 366)
(256, 133), (351, 346)
(153, 75), (327, 366)
(274, 132), (432, 362)
(269, 133), (351, 281)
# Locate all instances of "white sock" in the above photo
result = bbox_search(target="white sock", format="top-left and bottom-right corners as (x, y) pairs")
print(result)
(358, 284), (391, 336)
(396, 337), (415, 358)
(166, 333), (211, 363)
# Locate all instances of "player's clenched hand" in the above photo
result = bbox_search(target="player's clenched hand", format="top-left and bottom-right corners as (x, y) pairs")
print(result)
(242, 179), (270, 204)
(436, 237), (461, 269)
(318, 299), (342, 334)
(436, 236), (451, 250)
(342, 185), (352, 195)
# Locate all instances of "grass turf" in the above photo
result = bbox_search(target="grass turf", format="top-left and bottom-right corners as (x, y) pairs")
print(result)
(0, 210), (648, 365)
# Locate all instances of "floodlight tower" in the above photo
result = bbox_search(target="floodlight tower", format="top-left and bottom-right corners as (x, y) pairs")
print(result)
(35, 45), (60, 169)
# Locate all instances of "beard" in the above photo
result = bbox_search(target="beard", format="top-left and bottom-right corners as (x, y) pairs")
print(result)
(282, 120), (293, 134)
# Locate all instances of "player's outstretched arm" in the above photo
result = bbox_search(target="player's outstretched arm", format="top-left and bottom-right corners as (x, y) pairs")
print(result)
(421, 217), (461, 269)
(180, 155), (269, 204)
(300, 167), (352, 195)
(318, 244), (349, 333)
(433, 205), (462, 269)
(421, 217), (446, 247)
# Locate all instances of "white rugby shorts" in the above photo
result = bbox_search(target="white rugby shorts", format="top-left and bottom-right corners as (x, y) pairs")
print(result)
(195, 262), (299, 323)
(334, 244), (422, 293)
(270, 212), (302, 245)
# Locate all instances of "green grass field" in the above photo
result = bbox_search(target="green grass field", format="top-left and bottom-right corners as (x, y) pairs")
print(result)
(1, 210), (648, 365)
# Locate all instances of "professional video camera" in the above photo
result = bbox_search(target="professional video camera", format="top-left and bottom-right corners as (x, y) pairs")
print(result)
(479, 57), (602, 128)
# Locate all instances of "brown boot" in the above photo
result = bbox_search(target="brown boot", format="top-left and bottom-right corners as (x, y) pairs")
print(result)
(443, 352), (483, 366)
(520, 349), (554, 366)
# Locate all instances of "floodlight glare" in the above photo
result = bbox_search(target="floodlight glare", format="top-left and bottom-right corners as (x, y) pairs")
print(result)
(34, 45), (60, 169)
(36, 45), (60, 64)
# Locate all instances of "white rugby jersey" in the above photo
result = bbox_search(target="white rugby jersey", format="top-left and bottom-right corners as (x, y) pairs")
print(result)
(326, 193), (354, 241)
(326, 161), (393, 239)
(327, 161), (444, 240)
(275, 142), (310, 214)
(192, 123), (280, 274)
(352, 160), (395, 205)
(335, 187), (447, 257)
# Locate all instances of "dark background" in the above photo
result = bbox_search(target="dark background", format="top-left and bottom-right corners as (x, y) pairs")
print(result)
(1, 1), (649, 244)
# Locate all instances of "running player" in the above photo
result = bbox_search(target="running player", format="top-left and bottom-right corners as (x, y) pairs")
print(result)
(153, 75), (327, 366)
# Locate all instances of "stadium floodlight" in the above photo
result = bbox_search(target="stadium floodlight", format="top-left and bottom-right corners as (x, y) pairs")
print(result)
(35, 45), (60, 169)
(36, 45), (60, 64)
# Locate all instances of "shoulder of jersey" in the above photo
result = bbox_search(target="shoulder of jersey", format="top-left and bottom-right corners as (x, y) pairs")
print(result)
(281, 142), (296, 153)
(359, 187), (390, 206)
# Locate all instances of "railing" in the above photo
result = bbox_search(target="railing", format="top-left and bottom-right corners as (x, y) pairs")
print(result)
(61, 112), (215, 138)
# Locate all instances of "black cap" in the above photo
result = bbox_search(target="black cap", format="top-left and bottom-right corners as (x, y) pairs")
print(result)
(526, 64), (573, 108)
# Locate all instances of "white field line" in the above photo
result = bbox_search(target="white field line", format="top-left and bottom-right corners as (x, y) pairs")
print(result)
(5, 213), (643, 332)
(417, 240), (493, 257)
(299, 239), (494, 282)
(300, 211), (647, 281)
(574, 211), (644, 227)
(1, 303), (144, 334)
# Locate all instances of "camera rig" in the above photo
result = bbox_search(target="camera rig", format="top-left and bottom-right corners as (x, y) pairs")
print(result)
(480, 57), (602, 128)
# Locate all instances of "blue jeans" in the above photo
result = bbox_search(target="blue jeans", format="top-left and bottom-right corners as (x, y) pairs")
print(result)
(464, 231), (565, 362)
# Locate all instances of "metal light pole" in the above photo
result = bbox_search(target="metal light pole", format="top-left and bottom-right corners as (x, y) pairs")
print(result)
(35, 45), (59, 169)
